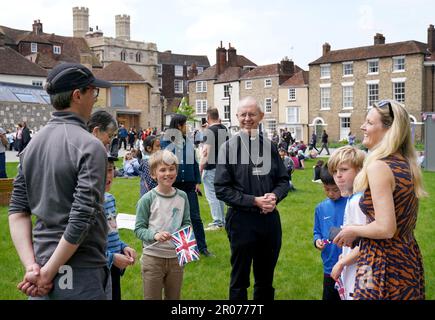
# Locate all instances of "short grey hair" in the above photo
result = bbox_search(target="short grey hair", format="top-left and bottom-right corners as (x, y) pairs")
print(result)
(237, 96), (264, 113)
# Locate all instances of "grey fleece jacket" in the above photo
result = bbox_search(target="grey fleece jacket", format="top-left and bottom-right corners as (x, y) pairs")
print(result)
(9, 111), (108, 268)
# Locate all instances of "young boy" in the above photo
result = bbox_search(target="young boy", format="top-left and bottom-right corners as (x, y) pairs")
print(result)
(104, 154), (137, 300)
(134, 150), (192, 300)
(328, 146), (366, 300)
(313, 164), (348, 300)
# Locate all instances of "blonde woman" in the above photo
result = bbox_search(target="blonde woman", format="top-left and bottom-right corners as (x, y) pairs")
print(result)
(333, 99), (426, 300)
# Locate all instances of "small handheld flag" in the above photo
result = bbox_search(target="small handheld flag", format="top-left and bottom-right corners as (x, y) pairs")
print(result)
(334, 277), (346, 300)
(171, 226), (200, 266)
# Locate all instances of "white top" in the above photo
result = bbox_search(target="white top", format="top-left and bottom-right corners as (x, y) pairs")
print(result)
(341, 192), (366, 300)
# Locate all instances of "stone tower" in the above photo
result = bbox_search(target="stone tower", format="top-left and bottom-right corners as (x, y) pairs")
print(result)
(73, 7), (89, 38)
(115, 15), (130, 41)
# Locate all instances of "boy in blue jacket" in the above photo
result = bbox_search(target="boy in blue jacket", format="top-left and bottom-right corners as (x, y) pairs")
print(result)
(313, 164), (347, 300)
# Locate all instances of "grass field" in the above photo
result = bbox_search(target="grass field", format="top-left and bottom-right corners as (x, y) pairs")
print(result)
(1, 159), (434, 300)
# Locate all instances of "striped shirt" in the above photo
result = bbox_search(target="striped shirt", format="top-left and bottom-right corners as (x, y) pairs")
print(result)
(104, 193), (128, 269)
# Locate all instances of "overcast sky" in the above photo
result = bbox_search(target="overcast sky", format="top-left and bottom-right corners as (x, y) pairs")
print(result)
(1, 0), (435, 69)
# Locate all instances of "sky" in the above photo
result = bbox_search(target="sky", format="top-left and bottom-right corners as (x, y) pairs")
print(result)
(1, 0), (435, 69)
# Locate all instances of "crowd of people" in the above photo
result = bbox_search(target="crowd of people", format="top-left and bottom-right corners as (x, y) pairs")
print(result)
(5, 62), (428, 301)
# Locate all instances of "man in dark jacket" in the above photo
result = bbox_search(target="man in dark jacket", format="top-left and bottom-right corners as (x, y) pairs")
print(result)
(319, 130), (330, 155)
(21, 122), (31, 151)
(215, 97), (290, 300)
(9, 63), (112, 299)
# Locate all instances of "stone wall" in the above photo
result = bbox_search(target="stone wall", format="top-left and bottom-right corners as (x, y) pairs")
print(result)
(0, 102), (54, 132)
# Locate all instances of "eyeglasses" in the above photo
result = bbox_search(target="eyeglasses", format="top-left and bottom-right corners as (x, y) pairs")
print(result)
(89, 87), (99, 98)
(238, 112), (259, 119)
(376, 100), (394, 120)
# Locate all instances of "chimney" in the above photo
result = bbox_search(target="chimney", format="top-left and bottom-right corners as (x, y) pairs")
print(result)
(323, 42), (331, 55)
(227, 43), (237, 67)
(216, 41), (227, 75)
(0, 32), (5, 47)
(72, 7), (89, 38)
(115, 14), (130, 41)
(428, 24), (435, 53)
(188, 63), (198, 80)
(32, 20), (43, 35)
(374, 33), (385, 45)
(280, 56), (295, 75)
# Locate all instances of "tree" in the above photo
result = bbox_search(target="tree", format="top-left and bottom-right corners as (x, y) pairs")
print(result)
(176, 96), (196, 122)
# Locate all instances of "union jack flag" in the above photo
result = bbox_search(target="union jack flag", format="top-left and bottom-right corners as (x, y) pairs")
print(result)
(171, 226), (200, 266)
(334, 277), (346, 300)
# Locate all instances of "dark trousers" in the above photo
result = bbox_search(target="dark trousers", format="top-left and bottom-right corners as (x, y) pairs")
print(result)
(119, 137), (127, 150)
(111, 266), (122, 300)
(0, 152), (6, 178)
(174, 183), (207, 253)
(226, 208), (281, 300)
(323, 275), (340, 301)
(309, 144), (319, 152)
(319, 143), (330, 155)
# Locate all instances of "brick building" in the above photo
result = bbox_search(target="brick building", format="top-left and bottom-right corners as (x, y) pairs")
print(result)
(158, 50), (210, 114)
(93, 61), (152, 130)
(188, 42), (256, 129)
(309, 27), (435, 143)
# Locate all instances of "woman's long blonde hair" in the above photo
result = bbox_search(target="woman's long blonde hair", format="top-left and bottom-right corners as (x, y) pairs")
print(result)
(353, 100), (427, 198)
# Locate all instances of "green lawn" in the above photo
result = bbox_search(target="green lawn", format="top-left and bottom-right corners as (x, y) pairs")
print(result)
(1, 159), (434, 300)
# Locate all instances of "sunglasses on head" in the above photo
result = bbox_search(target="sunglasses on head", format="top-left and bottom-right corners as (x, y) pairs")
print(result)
(376, 100), (394, 120)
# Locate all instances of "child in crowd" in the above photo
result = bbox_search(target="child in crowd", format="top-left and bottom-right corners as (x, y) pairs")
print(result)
(138, 135), (161, 197)
(123, 151), (140, 176)
(312, 160), (324, 183)
(328, 146), (366, 300)
(104, 155), (137, 300)
(134, 150), (191, 300)
(289, 151), (300, 169)
(297, 149), (306, 169)
(313, 164), (348, 300)
(279, 148), (296, 191)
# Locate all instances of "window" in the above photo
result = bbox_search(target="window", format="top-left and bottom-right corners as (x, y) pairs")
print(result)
(224, 84), (232, 97)
(136, 52), (141, 62)
(157, 64), (162, 75)
(197, 67), (204, 74)
(288, 88), (296, 101)
(368, 59), (379, 74)
(129, 52), (134, 60)
(320, 87), (331, 109)
(342, 86), (353, 109)
(245, 80), (252, 89)
(53, 45), (61, 55)
(340, 117), (351, 140)
(287, 107), (300, 123)
(175, 65), (183, 77)
(31, 42), (37, 53)
(393, 56), (405, 72)
(264, 79), (272, 87)
(393, 82), (405, 103)
(320, 64), (331, 78)
(195, 100), (207, 114)
(120, 50), (126, 61)
(32, 80), (43, 87)
(341, 117), (350, 128)
(368, 83), (379, 107)
(14, 92), (39, 103)
(343, 62), (353, 76)
(265, 119), (277, 134)
(265, 98), (272, 113)
(158, 77), (162, 89)
(196, 81), (207, 93)
(224, 105), (230, 120)
(174, 80), (183, 93)
(110, 86), (126, 107)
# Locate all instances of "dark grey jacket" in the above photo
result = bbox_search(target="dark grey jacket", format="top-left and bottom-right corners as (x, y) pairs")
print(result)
(9, 112), (108, 268)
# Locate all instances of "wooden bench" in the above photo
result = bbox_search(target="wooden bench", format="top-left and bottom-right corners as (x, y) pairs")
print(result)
(0, 178), (14, 206)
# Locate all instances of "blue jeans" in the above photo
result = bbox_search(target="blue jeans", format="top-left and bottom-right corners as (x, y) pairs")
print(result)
(0, 152), (6, 178)
(202, 169), (225, 226)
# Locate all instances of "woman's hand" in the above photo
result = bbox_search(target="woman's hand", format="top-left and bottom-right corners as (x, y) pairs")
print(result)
(333, 226), (357, 247)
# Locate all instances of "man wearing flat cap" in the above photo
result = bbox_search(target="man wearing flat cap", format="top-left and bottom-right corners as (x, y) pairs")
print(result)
(8, 63), (113, 299)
